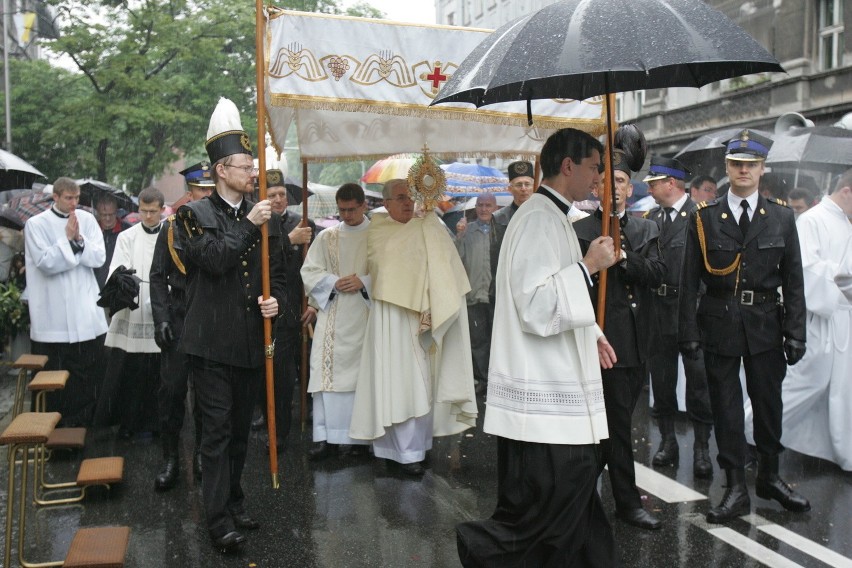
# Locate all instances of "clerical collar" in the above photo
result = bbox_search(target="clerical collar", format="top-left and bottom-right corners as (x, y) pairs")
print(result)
(536, 185), (572, 216)
(141, 223), (161, 234)
(50, 204), (70, 218)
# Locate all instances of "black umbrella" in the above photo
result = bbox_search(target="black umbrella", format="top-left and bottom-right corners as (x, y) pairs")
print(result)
(0, 149), (46, 191)
(76, 178), (137, 212)
(766, 126), (852, 173)
(431, 0), (784, 328)
(675, 127), (773, 179)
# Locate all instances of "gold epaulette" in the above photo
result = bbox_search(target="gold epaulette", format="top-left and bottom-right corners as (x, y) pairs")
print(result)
(179, 207), (203, 237)
(642, 210), (651, 219)
(768, 197), (788, 207)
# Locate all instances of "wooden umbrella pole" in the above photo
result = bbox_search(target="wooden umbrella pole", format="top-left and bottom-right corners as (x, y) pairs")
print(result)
(596, 92), (619, 330)
(300, 160), (309, 430)
(255, 0), (279, 489)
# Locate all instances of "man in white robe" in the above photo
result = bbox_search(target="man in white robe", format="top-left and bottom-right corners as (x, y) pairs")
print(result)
(95, 187), (165, 437)
(749, 171), (852, 470)
(456, 128), (619, 567)
(25, 177), (108, 426)
(349, 178), (478, 477)
(301, 183), (372, 460)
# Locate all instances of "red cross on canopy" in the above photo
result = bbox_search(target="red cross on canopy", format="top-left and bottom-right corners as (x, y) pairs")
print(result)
(426, 65), (448, 90)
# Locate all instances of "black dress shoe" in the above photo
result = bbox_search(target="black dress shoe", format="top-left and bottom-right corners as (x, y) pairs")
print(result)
(616, 508), (662, 530)
(398, 461), (425, 477)
(231, 513), (260, 530)
(213, 531), (246, 553)
(707, 469), (750, 524)
(308, 441), (334, 461)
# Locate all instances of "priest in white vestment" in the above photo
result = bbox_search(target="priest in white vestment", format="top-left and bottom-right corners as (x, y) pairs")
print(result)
(746, 173), (852, 470)
(456, 128), (619, 567)
(349, 178), (477, 477)
(301, 184), (372, 459)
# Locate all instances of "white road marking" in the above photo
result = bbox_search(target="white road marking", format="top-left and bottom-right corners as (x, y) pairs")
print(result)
(745, 514), (852, 568)
(706, 527), (806, 568)
(632, 462), (707, 503)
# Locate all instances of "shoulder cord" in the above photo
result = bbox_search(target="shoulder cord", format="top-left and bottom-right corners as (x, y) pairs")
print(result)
(167, 222), (187, 275)
(695, 211), (742, 295)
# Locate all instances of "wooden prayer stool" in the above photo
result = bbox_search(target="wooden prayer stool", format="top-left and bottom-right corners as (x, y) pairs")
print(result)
(27, 370), (70, 413)
(10, 354), (48, 418)
(35, 456), (125, 506)
(0, 413), (130, 568)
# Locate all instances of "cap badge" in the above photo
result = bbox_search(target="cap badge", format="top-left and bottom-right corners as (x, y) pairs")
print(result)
(240, 133), (251, 152)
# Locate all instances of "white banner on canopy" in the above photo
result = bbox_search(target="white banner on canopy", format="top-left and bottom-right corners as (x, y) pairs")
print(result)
(265, 9), (606, 162)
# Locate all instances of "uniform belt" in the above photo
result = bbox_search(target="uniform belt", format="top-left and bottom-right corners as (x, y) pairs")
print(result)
(655, 284), (679, 297)
(705, 288), (778, 306)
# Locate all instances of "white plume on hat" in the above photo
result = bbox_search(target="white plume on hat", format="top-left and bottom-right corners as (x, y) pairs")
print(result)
(207, 97), (244, 141)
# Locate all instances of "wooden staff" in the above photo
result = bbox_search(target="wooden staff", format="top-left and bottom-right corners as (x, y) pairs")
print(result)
(596, 92), (620, 330)
(255, 0), (279, 489)
(300, 161), (310, 428)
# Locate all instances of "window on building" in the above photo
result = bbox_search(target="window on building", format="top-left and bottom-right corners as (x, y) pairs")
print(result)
(447, 11), (455, 25)
(818, 0), (844, 70)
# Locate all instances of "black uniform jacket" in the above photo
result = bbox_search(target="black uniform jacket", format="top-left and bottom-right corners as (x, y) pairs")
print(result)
(574, 211), (666, 368)
(277, 211), (317, 330)
(645, 198), (697, 337)
(176, 192), (286, 369)
(678, 193), (806, 357)
(150, 216), (188, 334)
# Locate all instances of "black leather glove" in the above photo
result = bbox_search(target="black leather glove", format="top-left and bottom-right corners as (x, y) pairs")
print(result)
(155, 322), (175, 350)
(679, 341), (702, 361)
(784, 338), (806, 366)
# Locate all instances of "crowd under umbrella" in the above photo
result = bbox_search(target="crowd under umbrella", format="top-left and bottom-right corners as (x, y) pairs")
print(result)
(441, 162), (509, 195)
(432, 0), (785, 326)
(0, 148), (46, 191)
(76, 178), (137, 212)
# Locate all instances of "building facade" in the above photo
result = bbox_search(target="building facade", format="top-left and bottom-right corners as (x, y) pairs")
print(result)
(436, 0), (852, 170)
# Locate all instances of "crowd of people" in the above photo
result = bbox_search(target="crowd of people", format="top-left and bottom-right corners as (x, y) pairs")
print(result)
(11, 100), (852, 563)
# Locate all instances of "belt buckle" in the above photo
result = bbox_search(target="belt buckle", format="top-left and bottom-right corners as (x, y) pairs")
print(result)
(657, 284), (667, 296)
(740, 290), (754, 305)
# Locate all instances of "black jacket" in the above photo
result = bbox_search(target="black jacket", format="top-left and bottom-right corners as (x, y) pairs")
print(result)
(276, 211), (317, 330)
(645, 197), (698, 336)
(678, 193), (806, 357)
(176, 192), (286, 368)
(149, 216), (188, 334)
(574, 211), (665, 367)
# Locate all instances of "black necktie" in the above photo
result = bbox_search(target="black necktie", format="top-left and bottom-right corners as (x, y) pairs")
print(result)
(739, 200), (750, 236)
(663, 207), (674, 228)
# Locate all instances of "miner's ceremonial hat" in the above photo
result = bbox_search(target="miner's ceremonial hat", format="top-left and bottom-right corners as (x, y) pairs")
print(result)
(266, 169), (285, 188)
(205, 97), (252, 164)
(507, 161), (534, 181)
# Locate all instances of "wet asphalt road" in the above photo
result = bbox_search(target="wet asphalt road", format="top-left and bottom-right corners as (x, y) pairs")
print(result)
(1, 372), (851, 568)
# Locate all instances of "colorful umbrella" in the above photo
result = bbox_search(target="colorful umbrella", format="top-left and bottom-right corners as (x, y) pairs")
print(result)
(441, 162), (509, 192)
(360, 154), (419, 184)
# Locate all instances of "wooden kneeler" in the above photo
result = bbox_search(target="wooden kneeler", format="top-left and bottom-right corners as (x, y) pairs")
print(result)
(10, 355), (49, 418)
(0, 413), (130, 568)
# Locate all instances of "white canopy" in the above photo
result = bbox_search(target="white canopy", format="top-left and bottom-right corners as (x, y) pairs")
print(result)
(264, 9), (606, 163)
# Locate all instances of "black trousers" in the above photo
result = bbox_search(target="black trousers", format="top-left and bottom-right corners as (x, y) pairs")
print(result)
(190, 356), (262, 538)
(157, 344), (201, 446)
(31, 335), (106, 426)
(601, 366), (644, 511)
(456, 438), (615, 568)
(467, 302), (494, 381)
(95, 349), (160, 432)
(704, 347), (786, 470)
(259, 324), (299, 441)
(649, 335), (713, 424)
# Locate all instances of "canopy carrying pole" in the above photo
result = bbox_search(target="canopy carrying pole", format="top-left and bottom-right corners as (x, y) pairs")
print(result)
(596, 91), (620, 330)
(255, 0), (279, 489)
(300, 160), (310, 429)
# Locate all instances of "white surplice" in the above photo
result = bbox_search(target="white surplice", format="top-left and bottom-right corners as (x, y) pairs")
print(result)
(301, 217), (371, 445)
(485, 191), (608, 445)
(349, 212), (477, 463)
(746, 198), (852, 470)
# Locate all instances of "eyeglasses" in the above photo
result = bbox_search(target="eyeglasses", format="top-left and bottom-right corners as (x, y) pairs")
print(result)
(224, 164), (259, 175)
